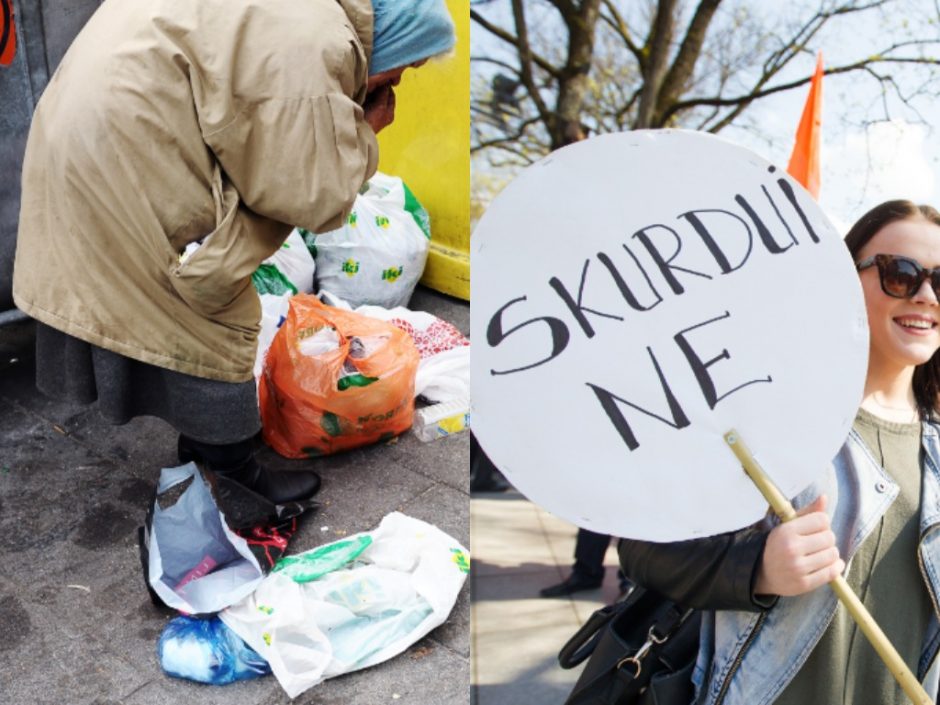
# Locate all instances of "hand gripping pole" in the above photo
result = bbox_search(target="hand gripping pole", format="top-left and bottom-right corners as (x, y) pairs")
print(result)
(724, 430), (931, 705)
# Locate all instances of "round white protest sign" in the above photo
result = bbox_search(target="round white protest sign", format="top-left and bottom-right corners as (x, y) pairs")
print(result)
(471, 130), (869, 541)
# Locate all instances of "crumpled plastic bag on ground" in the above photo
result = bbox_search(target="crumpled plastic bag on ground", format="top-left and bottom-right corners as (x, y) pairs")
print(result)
(158, 615), (271, 685)
(259, 295), (420, 458)
(309, 172), (430, 308)
(220, 512), (470, 698)
(138, 463), (312, 615)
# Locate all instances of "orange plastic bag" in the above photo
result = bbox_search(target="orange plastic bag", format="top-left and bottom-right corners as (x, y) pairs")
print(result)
(259, 295), (420, 458)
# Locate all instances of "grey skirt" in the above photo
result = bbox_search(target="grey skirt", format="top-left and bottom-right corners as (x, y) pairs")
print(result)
(35, 322), (260, 444)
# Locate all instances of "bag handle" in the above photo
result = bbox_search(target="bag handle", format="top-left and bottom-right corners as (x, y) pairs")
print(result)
(558, 592), (695, 671)
(558, 602), (621, 668)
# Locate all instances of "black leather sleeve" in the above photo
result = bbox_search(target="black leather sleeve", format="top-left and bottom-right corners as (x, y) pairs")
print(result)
(617, 529), (776, 612)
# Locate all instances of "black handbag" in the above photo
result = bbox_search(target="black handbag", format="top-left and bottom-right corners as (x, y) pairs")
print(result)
(558, 586), (701, 705)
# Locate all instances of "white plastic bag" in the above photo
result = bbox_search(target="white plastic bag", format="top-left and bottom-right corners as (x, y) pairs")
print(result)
(252, 229), (316, 296)
(254, 292), (291, 381)
(144, 464), (267, 615)
(269, 229), (316, 294)
(251, 230), (317, 381)
(220, 512), (470, 698)
(311, 172), (431, 308)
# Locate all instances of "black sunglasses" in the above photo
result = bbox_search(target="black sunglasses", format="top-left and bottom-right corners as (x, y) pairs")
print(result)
(856, 254), (940, 299)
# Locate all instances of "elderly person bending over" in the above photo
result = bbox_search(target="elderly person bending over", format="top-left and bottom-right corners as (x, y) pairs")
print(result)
(13, 0), (455, 502)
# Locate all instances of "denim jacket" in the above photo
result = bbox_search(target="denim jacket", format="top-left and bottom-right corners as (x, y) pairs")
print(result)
(694, 423), (940, 705)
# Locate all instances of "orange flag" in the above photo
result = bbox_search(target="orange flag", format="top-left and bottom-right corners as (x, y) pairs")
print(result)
(0, 0), (16, 67)
(787, 52), (824, 199)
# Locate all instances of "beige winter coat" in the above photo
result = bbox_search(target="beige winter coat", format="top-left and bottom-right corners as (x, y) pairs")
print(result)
(13, 0), (379, 382)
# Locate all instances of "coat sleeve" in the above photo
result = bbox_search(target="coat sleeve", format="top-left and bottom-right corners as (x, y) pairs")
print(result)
(202, 89), (379, 234)
(618, 529), (776, 612)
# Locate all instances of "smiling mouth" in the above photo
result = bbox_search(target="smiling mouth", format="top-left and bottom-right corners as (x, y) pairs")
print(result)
(895, 317), (937, 331)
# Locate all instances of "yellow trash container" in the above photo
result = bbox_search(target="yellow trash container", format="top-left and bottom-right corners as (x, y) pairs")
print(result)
(376, 0), (469, 301)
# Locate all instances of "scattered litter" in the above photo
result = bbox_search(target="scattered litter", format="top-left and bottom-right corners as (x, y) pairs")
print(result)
(158, 615), (271, 685)
(272, 534), (372, 583)
(140, 463), (311, 615)
(52, 424), (67, 435)
(320, 526), (329, 532)
(1, 466), (9, 475)
(413, 398), (470, 442)
(393, 695), (401, 700)
(67, 584), (91, 593)
(221, 512), (470, 698)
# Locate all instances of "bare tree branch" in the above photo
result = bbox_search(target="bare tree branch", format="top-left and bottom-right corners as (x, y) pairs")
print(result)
(471, 0), (940, 193)
(470, 8), (560, 77)
(654, 0), (723, 125)
(598, 0), (644, 65)
(472, 116), (545, 152)
(671, 54), (940, 127)
(510, 0), (554, 127)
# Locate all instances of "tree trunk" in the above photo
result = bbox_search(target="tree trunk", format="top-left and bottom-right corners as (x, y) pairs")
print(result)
(653, 0), (722, 127)
(635, 0), (677, 129)
(551, 0), (603, 149)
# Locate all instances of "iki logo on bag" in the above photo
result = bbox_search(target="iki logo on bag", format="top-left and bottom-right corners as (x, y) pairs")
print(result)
(375, 215), (391, 229)
(382, 266), (403, 282)
(342, 259), (360, 276)
(347, 211), (358, 227)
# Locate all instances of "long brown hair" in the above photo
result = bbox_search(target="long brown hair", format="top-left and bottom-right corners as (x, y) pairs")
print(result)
(845, 200), (940, 418)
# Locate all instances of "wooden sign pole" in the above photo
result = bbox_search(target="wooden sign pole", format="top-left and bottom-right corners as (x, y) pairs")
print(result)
(724, 430), (931, 705)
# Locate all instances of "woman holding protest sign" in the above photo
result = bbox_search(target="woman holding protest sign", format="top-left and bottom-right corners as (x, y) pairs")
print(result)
(619, 199), (940, 704)
(12, 0), (455, 505)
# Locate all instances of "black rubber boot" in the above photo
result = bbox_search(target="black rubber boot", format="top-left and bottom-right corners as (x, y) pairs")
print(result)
(178, 435), (321, 504)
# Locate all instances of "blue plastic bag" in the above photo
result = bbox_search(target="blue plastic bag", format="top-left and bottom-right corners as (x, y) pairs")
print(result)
(158, 615), (271, 685)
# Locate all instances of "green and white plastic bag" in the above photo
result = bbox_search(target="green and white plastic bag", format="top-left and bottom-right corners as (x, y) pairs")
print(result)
(251, 229), (317, 381)
(220, 512), (469, 698)
(252, 228), (316, 296)
(309, 172), (431, 308)
(253, 293), (291, 381)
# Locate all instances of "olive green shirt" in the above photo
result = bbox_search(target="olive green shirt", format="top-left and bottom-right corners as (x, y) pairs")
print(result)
(774, 408), (933, 704)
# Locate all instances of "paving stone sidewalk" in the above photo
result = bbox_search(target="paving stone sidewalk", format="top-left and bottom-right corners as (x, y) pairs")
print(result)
(470, 489), (622, 705)
(0, 287), (469, 705)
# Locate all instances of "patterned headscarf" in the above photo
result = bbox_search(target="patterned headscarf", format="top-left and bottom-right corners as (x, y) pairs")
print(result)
(369, 0), (456, 75)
